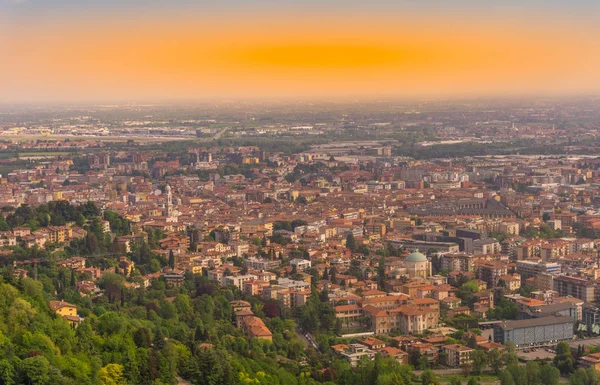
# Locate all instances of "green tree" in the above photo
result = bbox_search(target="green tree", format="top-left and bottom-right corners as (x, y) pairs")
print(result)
(525, 361), (541, 385)
(569, 367), (600, 385)
(457, 280), (480, 302)
(0, 359), (15, 385)
(488, 348), (503, 373)
(346, 233), (357, 251)
(21, 356), (50, 385)
(499, 370), (515, 385)
(471, 349), (488, 374)
(539, 364), (561, 385)
(99, 363), (125, 385)
(554, 341), (575, 374)
(502, 342), (519, 367)
(168, 250), (175, 269)
(420, 369), (437, 385)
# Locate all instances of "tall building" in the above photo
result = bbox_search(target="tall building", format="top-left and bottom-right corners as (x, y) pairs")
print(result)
(477, 261), (508, 288)
(440, 253), (475, 272)
(553, 275), (598, 303)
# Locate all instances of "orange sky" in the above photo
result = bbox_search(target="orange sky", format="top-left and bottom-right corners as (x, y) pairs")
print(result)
(1, 12), (600, 102)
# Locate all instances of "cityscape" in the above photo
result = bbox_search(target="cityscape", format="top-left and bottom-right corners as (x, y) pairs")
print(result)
(2, 0), (600, 385)
(0, 100), (598, 384)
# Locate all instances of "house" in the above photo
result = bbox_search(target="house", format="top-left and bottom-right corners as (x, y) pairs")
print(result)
(236, 311), (272, 341)
(57, 256), (86, 270)
(331, 344), (376, 367)
(359, 337), (386, 350)
(76, 281), (100, 297)
(379, 347), (408, 364)
(118, 256), (135, 276)
(162, 269), (185, 287)
(443, 344), (474, 368)
(578, 353), (600, 370)
(0, 232), (17, 247)
(289, 258), (312, 272)
(49, 300), (82, 328)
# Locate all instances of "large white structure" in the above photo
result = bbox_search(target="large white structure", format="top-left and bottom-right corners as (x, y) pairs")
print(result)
(403, 251), (432, 279)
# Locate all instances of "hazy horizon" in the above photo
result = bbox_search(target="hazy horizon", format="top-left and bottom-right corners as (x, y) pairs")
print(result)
(2, 0), (600, 103)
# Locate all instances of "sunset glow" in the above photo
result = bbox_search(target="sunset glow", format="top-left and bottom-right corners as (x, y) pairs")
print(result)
(1, 3), (600, 102)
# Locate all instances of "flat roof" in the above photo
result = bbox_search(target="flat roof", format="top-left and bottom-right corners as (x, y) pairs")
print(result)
(498, 316), (574, 331)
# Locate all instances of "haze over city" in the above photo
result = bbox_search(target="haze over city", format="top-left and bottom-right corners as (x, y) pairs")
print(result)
(2, 0), (600, 102)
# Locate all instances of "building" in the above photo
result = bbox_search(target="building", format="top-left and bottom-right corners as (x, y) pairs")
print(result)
(244, 257), (280, 271)
(473, 238), (501, 255)
(289, 258), (312, 272)
(403, 251), (432, 279)
(516, 261), (561, 281)
(553, 275), (597, 303)
(49, 300), (82, 328)
(0, 232), (16, 247)
(582, 304), (600, 333)
(235, 310), (273, 341)
(443, 344), (474, 368)
(493, 316), (575, 348)
(389, 239), (460, 253)
(331, 344), (376, 367)
(477, 261), (508, 288)
(440, 253), (475, 272)
(224, 274), (259, 291)
(379, 347), (408, 364)
(578, 353), (600, 370)
(499, 222), (520, 236)
(163, 270), (185, 287)
(500, 273), (522, 292)
(362, 304), (439, 335)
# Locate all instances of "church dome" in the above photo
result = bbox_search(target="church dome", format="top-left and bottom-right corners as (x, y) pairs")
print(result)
(405, 251), (427, 263)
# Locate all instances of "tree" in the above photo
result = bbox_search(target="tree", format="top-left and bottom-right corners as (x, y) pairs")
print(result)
(502, 342), (519, 367)
(346, 233), (357, 251)
(329, 267), (337, 283)
(409, 348), (422, 367)
(457, 280), (480, 302)
(420, 369), (437, 385)
(449, 377), (462, 385)
(569, 367), (600, 385)
(487, 299), (519, 320)
(296, 196), (308, 204)
(502, 364), (527, 385)
(525, 361), (541, 385)
(488, 348), (503, 374)
(21, 356), (50, 385)
(168, 250), (175, 269)
(467, 378), (480, 385)
(539, 364), (561, 385)
(471, 349), (488, 374)
(70, 269), (76, 287)
(0, 359), (15, 385)
(499, 370), (515, 385)
(554, 341), (575, 374)
(99, 364), (125, 385)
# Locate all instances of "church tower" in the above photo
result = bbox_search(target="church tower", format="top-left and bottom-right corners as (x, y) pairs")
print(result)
(165, 184), (173, 218)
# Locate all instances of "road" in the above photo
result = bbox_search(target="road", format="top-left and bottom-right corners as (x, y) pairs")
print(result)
(296, 327), (319, 351)
(210, 127), (228, 141)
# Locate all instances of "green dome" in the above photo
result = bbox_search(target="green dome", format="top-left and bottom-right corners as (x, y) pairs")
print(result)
(405, 251), (427, 263)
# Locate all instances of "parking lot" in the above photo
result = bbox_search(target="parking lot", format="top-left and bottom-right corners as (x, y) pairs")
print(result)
(517, 349), (555, 361)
